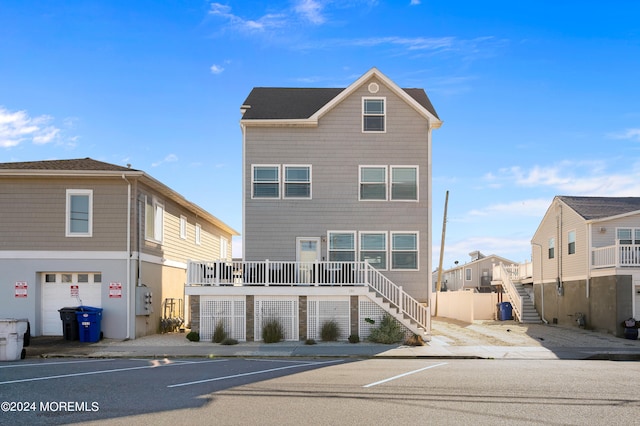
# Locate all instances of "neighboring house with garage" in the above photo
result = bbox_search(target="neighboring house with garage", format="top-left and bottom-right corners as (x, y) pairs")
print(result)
(186, 67), (442, 342)
(530, 196), (640, 336)
(0, 158), (238, 339)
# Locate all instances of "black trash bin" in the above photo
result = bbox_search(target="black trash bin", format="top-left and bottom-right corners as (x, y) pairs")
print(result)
(59, 307), (79, 341)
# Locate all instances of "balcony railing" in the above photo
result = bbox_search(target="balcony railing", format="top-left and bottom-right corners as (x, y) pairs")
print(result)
(592, 244), (640, 268)
(187, 260), (429, 335)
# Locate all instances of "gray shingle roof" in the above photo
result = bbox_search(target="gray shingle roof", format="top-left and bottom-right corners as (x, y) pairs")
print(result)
(559, 196), (640, 220)
(0, 158), (137, 172)
(241, 87), (439, 120)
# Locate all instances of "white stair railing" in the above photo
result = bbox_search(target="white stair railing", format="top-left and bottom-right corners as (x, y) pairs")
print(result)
(497, 263), (523, 321)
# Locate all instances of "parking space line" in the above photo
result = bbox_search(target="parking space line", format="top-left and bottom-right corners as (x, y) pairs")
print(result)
(0, 359), (114, 369)
(363, 362), (448, 388)
(0, 358), (226, 386)
(168, 359), (343, 388)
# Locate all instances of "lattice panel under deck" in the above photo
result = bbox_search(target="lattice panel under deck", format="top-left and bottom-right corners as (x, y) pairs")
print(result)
(358, 297), (411, 339)
(255, 297), (298, 341)
(307, 297), (350, 341)
(200, 296), (246, 341)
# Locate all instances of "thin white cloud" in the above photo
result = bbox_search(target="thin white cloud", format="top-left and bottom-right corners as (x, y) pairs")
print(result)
(493, 161), (640, 196)
(209, 3), (287, 32)
(435, 236), (532, 267)
(468, 199), (550, 218)
(210, 64), (224, 74)
(410, 0), (421, 5)
(152, 154), (178, 167)
(0, 106), (61, 148)
(608, 128), (640, 142)
(295, 0), (326, 24)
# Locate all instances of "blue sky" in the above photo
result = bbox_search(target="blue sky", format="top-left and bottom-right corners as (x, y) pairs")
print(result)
(1, 1), (639, 269)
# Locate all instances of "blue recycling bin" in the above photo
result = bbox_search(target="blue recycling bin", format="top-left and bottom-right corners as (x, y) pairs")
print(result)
(498, 302), (513, 321)
(75, 306), (103, 343)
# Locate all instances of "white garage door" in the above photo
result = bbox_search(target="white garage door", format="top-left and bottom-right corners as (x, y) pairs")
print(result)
(42, 273), (102, 336)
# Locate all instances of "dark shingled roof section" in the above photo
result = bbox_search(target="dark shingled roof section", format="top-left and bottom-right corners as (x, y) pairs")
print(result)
(241, 87), (439, 120)
(0, 157), (138, 172)
(559, 196), (640, 220)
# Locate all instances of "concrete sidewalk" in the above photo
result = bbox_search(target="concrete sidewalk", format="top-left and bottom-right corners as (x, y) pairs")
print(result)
(23, 318), (640, 361)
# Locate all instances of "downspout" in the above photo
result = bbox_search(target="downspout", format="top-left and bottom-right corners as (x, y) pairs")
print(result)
(122, 175), (131, 339)
(586, 223), (592, 299)
(556, 202), (563, 295)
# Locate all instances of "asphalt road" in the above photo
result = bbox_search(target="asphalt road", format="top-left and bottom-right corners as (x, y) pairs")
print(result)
(1, 357), (639, 425)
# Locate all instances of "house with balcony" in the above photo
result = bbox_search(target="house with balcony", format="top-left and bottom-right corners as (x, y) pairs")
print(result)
(529, 195), (640, 335)
(0, 158), (238, 339)
(186, 68), (442, 342)
(436, 251), (518, 292)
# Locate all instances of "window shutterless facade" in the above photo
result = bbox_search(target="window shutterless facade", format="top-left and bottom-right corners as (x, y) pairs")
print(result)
(363, 97), (385, 132)
(391, 232), (419, 270)
(66, 189), (93, 237)
(252, 165), (280, 198)
(328, 232), (356, 262)
(568, 230), (576, 255)
(391, 166), (418, 201)
(145, 195), (164, 243)
(616, 228), (640, 245)
(252, 165), (311, 199)
(548, 237), (555, 259)
(359, 166), (387, 200)
(360, 232), (387, 270)
(284, 165), (311, 199)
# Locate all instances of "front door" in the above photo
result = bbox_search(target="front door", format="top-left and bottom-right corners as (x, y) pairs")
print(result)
(297, 237), (321, 284)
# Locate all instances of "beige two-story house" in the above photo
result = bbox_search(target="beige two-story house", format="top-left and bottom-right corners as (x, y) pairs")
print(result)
(186, 68), (442, 342)
(531, 196), (640, 335)
(0, 158), (238, 339)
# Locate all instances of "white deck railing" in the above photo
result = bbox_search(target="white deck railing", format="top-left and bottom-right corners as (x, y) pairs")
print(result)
(187, 260), (429, 333)
(592, 245), (640, 268)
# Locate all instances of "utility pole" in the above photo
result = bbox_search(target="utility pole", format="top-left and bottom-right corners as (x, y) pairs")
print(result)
(435, 190), (449, 316)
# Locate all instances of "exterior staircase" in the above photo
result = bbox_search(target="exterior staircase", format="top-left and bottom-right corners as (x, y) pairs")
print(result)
(366, 289), (429, 338)
(513, 281), (542, 323)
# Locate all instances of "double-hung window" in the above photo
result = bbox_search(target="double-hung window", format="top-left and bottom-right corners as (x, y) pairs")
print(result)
(568, 230), (576, 255)
(360, 166), (387, 200)
(252, 165), (280, 198)
(328, 232), (355, 262)
(363, 98), (385, 132)
(391, 166), (418, 201)
(360, 232), (387, 269)
(284, 166), (311, 199)
(145, 196), (164, 242)
(391, 232), (418, 270)
(66, 189), (93, 237)
(548, 237), (555, 259)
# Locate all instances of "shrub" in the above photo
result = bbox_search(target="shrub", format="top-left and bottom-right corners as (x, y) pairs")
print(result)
(186, 331), (200, 342)
(348, 334), (360, 344)
(212, 321), (227, 343)
(262, 318), (284, 343)
(320, 320), (340, 341)
(367, 314), (404, 344)
(221, 337), (238, 345)
(305, 338), (317, 345)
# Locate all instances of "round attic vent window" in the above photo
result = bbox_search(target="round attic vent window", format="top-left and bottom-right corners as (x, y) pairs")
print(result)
(368, 82), (379, 94)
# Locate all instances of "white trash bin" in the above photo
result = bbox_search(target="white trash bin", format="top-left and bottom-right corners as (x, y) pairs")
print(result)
(0, 319), (29, 361)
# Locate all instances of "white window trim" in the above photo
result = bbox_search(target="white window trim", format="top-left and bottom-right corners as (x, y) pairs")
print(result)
(66, 189), (93, 237)
(390, 165), (419, 202)
(251, 164), (281, 199)
(548, 236), (555, 259)
(220, 236), (229, 260)
(465, 268), (472, 281)
(327, 230), (357, 263)
(145, 195), (164, 243)
(567, 229), (576, 255)
(195, 223), (201, 245)
(283, 164), (312, 200)
(390, 231), (419, 271)
(362, 96), (386, 133)
(180, 215), (187, 240)
(359, 165), (388, 201)
(359, 231), (388, 271)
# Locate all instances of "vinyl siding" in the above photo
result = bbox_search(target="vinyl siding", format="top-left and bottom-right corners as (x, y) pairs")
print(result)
(244, 77), (431, 300)
(0, 177), (128, 251)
